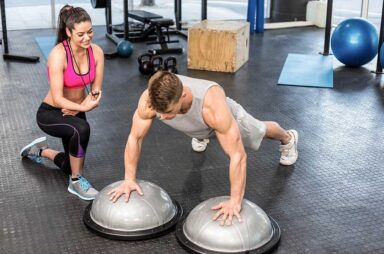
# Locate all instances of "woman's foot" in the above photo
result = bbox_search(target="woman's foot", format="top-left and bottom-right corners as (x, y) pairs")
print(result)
(68, 175), (99, 200)
(20, 137), (48, 163)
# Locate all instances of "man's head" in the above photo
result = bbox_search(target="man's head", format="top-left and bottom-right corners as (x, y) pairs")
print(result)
(147, 71), (184, 119)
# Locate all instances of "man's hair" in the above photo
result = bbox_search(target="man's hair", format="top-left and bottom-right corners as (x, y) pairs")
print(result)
(147, 71), (183, 112)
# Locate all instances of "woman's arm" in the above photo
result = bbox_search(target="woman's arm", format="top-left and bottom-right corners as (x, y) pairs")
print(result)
(90, 44), (104, 94)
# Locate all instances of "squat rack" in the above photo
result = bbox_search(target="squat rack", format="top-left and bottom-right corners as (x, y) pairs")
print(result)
(0, 0), (39, 62)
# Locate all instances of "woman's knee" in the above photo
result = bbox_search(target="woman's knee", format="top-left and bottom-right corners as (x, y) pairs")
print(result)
(76, 121), (90, 139)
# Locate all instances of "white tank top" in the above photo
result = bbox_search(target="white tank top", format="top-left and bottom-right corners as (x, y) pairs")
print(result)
(158, 75), (219, 139)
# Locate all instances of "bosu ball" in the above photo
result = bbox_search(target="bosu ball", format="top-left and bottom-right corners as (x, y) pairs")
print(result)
(176, 196), (280, 253)
(83, 180), (182, 240)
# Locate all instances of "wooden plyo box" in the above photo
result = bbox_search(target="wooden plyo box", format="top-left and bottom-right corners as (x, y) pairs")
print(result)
(187, 20), (250, 73)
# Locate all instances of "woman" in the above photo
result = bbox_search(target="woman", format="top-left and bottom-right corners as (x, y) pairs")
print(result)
(20, 5), (104, 201)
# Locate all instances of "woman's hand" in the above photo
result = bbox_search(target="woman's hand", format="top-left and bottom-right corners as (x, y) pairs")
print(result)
(83, 91), (102, 111)
(91, 90), (101, 100)
(62, 108), (79, 116)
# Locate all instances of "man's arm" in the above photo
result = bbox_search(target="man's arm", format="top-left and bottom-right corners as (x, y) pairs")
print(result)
(203, 86), (247, 225)
(108, 90), (156, 202)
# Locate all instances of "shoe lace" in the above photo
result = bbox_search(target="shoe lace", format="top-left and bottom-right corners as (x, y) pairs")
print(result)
(28, 155), (43, 164)
(279, 146), (290, 157)
(78, 176), (91, 192)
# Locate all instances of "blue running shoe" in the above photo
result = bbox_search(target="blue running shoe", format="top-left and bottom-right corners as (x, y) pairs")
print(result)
(67, 176), (99, 200)
(20, 137), (47, 163)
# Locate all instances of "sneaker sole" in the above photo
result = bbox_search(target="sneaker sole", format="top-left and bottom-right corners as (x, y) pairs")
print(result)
(280, 130), (298, 166)
(20, 137), (47, 157)
(192, 147), (207, 152)
(67, 186), (96, 201)
(192, 139), (209, 152)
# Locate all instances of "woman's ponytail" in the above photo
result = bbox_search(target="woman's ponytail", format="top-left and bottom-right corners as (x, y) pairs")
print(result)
(55, 4), (92, 45)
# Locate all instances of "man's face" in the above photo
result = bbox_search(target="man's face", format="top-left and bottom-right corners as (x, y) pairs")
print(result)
(158, 99), (183, 120)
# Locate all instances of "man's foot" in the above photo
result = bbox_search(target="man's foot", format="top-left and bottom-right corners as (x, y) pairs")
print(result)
(279, 130), (298, 165)
(67, 176), (99, 200)
(20, 137), (48, 163)
(192, 138), (210, 152)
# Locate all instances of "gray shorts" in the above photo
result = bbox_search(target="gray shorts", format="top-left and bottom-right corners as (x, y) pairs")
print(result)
(226, 97), (266, 151)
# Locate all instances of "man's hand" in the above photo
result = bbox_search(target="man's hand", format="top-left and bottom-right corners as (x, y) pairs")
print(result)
(211, 199), (242, 225)
(107, 179), (143, 203)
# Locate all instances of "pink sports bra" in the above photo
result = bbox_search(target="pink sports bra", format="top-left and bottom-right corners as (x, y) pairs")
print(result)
(48, 40), (96, 89)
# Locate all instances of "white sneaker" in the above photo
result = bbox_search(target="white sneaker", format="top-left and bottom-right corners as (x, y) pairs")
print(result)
(191, 138), (210, 152)
(279, 130), (298, 165)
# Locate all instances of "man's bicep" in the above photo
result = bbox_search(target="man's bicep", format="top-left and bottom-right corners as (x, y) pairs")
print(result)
(215, 119), (243, 156)
(130, 109), (153, 140)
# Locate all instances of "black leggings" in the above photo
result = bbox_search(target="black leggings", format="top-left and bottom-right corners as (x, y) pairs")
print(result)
(36, 102), (90, 175)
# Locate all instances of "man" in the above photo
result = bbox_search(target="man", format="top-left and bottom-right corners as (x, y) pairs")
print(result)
(108, 71), (298, 225)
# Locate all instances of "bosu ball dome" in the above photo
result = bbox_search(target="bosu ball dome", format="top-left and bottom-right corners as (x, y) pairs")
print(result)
(176, 196), (280, 253)
(83, 180), (182, 240)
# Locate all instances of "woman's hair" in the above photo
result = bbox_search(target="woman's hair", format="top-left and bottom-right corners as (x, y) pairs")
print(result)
(56, 5), (92, 44)
(147, 71), (183, 112)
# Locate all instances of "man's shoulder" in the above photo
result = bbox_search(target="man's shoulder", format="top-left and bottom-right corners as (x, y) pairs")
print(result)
(137, 90), (156, 119)
(204, 85), (225, 106)
(202, 86), (227, 124)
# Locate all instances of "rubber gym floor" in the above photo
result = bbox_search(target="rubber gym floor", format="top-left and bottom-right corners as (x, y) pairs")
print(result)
(1, 25), (384, 254)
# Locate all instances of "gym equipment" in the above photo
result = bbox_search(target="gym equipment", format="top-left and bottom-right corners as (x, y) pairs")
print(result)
(117, 40), (133, 57)
(164, 56), (178, 74)
(92, 0), (183, 54)
(176, 196), (280, 253)
(331, 18), (378, 67)
(247, 0), (265, 33)
(150, 55), (163, 74)
(91, 0), (106, 8)
(146, 18), (183, 55)
(375, 0), (384, 73)
(270, 0), (311, 22)
(35, 36), (56, 60)
(380, 43), (384, 67)
(102, 0), (134, 58)
(0, 0), (39, 62)
(278, 53), (333, 88)
(83, 179), (182, 240)
(175, 0), (206, 36)
(138, 53), (153, 75)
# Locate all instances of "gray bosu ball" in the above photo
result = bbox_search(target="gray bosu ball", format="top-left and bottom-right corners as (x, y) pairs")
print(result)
(83, 180), (182, 240)
(176, 196), (280, 253)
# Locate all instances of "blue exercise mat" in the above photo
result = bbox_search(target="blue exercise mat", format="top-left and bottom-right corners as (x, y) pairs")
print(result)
(35, 36), (56, 59)
(278, 53), (333, 88)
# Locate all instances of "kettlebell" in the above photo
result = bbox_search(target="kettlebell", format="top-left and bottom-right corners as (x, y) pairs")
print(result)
(150, 55), (163, 74)
(138, 53), (153, 75)
(164, 56), (178, 74)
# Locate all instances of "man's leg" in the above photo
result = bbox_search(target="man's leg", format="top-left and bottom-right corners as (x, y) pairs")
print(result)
(225, 97), (298, 165)
(264, 121), (298, 165)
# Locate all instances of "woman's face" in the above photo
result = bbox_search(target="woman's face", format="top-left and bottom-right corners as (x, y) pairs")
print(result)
(67, 21), (93, 49)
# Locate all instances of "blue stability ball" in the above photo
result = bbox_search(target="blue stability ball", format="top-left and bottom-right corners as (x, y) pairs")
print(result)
(117, 40), (133, 57)
(331, 18), (378, 67)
